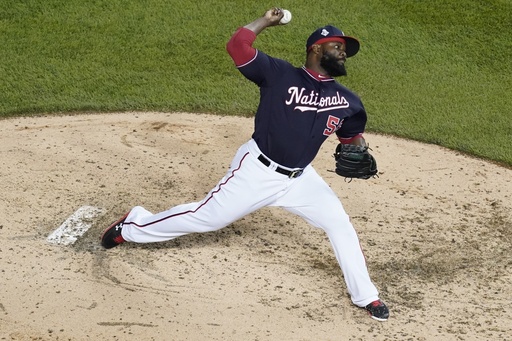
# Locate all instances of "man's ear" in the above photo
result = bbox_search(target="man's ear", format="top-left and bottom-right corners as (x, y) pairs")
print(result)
(311, 44), (322, 55)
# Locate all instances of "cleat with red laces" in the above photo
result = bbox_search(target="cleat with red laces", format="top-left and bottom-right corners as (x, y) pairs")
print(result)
(364, 299), (389, 321)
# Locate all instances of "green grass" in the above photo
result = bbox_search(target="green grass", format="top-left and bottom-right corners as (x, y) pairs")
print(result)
(1, 0), (511, 165)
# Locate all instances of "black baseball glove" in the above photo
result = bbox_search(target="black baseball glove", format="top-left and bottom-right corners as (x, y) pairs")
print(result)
(333, 143), (378, 179)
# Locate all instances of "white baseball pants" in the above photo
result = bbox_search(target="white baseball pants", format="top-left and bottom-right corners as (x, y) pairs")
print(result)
(121, 139), (379, 306)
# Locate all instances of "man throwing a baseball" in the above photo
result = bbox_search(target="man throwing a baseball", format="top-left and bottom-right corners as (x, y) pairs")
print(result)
(102, 8), (389, 321)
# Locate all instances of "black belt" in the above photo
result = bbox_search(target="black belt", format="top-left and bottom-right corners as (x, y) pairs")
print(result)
(257, 154), (304, 178)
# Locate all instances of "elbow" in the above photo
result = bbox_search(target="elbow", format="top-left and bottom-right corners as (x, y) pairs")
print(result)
(226, 39), (235, 55)
(226, 37), (241, 56)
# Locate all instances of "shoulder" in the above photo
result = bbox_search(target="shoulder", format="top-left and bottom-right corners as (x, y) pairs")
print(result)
(333, 82), (364, 103)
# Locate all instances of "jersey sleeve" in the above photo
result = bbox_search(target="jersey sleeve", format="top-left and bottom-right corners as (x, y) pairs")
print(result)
(226, 27), (292, 87)
(335, 107), (368, 141)
(226, 27), (257, 66)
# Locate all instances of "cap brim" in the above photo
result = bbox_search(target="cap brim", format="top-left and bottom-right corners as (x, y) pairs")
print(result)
(341, 36), (360, 57)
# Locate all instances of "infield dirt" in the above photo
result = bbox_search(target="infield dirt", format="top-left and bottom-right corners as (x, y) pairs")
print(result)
(0, 112), (510, 340)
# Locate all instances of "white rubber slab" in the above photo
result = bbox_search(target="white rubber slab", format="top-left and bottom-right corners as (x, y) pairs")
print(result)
(46, 206), (105, 245)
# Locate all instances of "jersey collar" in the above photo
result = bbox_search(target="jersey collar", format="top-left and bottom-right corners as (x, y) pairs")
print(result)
(302, 66), (334, 82)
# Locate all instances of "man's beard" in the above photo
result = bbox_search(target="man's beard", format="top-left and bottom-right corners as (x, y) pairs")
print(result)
(320, 53), (347, 77)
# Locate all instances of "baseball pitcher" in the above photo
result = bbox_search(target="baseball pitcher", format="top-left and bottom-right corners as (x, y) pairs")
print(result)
(102, 7), (388, 321)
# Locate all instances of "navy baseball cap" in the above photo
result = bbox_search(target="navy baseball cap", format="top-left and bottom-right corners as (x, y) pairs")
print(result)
(306, 25), (360, 57)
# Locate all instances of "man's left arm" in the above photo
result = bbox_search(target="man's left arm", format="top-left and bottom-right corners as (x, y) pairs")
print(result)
(334, 110), (378, 179)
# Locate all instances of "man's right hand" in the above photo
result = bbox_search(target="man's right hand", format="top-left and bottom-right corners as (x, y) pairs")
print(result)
(244, 7), (286, 34)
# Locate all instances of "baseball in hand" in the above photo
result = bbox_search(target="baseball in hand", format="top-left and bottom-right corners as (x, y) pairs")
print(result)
(279, 9), (292, 25)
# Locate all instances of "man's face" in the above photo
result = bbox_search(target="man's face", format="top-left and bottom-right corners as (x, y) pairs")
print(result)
(320, 41), (347, 77)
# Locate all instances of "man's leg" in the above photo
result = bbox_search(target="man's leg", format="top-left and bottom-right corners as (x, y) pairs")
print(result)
(273, 166), (379, 307)
(119, 141), (287, 243)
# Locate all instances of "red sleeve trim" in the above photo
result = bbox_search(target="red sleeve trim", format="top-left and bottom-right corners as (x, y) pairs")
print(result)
(338, 133), (364, 144)
(226, 27), (258, 66)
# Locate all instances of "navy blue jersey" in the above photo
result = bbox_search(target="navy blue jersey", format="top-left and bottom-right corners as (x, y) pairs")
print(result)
(228, 29), (367, 169)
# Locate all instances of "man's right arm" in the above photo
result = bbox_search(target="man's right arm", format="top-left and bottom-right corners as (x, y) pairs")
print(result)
(243, 8), (283, 35)
(226, 8), (285, 66)
(226, 28), (258, 66)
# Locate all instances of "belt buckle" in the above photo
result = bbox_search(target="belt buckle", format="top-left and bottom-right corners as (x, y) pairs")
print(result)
(288, 169), (303, 178)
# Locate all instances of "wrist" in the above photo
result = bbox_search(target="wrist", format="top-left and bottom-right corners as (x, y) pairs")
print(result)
(243, 17), (272, 35)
